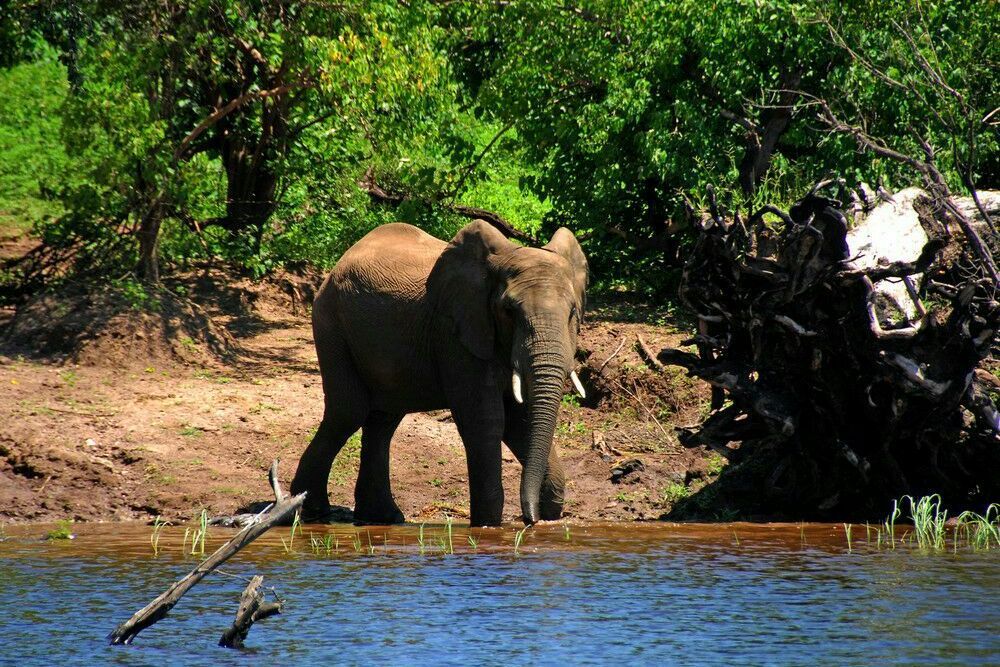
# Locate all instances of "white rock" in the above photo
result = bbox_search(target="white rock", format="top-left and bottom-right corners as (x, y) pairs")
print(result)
(846, 187), (928, 324)
(847, 187), (999, 325)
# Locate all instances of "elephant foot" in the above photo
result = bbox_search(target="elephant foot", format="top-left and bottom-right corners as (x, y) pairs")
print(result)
(353, 502), (405, 526)
(469, 506), (504, 527)
(539, 499), (564, 521)
(298, 496), (333, 523)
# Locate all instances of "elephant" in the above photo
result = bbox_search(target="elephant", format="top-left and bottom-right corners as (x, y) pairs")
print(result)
(289, 219), (588, 526)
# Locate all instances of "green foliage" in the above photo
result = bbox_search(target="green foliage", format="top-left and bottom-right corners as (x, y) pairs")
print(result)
(817, 0), (1000, 190)
(452, 0), (998, 293)
(1, 0), (996, 298)
(661, 482), (689, 505)
(456, 0), (833, 291)
(10, 0), (496, 281)
(0, 56), (73, 233)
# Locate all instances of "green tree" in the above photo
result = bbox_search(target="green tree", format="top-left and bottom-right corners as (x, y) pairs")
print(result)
(451, 0), (997, 292)
(51, 0), (459, 281)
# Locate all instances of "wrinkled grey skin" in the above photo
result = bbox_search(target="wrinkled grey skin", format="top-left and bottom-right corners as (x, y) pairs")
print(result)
(290, 220), (588, 526)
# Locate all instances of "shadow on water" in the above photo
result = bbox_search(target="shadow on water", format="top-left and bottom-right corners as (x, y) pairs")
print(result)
(2, 522), (998, 666)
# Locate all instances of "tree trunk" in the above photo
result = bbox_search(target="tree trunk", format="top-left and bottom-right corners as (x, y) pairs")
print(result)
(138, 201), (163, 284)
(217, 95), (288, 245)
(222, 142), (280, 236)
(737, 68), (802, 198)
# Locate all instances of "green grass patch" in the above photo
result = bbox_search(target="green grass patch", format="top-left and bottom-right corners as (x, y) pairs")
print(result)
(661, 482), (689, 505)
(706, 453), (726, 476)
(46, 519), (74, 540)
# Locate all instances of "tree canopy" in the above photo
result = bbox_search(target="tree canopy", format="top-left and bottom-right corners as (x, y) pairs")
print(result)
(1, 0), (996, 296)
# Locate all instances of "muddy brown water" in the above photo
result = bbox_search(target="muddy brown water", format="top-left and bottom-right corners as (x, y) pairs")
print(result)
(2, 522), (998, 665)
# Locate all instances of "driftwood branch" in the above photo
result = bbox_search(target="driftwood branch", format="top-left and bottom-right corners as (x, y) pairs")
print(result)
(268, 458), (285, 502)
(108, 486), (305, 645)
(218, 575), (283, 649)
(359, 175), (538, 245)
(635, 334), (665, 373)
(597, 336), (627, 374)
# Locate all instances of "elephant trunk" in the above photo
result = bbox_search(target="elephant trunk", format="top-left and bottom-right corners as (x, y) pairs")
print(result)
(519, 340), (567, 525)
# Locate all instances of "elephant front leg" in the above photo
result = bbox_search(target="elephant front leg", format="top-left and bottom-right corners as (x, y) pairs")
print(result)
(503, 397), (566, 521)
(451, 406), (506, 527)
(442, 356), (506, 526)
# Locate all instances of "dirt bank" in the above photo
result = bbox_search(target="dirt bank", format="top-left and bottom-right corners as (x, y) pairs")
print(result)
(0, 267), (717, 525)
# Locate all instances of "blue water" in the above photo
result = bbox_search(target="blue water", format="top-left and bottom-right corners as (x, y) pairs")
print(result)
(1, 523), (998, 666)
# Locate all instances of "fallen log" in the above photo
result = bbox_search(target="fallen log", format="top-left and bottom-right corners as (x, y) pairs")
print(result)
(219, 575), (284, 649)
(108, 469), (304, 645)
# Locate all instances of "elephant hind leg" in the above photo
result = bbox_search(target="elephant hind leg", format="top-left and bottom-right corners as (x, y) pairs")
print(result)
(291, 411), (366, 519)
(354, 411), (405, 525)
(291, 335), (370, 520)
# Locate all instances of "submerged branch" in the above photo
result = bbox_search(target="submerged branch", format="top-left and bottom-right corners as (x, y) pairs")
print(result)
(108, 462), (304, 645)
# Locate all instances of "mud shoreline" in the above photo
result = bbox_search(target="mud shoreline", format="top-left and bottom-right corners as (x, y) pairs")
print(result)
(0, 270), (716, 525)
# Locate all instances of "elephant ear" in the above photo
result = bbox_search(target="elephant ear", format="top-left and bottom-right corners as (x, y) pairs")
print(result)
(430, 220), (516, 360)
(545, 227), (589, 313)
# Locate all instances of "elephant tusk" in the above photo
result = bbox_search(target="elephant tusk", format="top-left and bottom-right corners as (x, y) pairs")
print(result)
(570, 370), (586, 399)
(512, 370), (524, 404)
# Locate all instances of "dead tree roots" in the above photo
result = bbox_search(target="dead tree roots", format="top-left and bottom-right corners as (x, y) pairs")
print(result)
(660, 186), (999, 518)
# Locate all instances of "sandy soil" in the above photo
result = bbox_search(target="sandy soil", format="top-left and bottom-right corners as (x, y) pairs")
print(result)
(0, 267), (716, 525)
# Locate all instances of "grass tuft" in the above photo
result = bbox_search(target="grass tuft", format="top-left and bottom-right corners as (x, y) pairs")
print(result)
(46, 519), (74, 541)
(954, 504), (1000, 551)
(444, 515), (454, 555)
(281, 512), (302, 554)
(188, 509), (208, 555)
(150, 516), (168, 555)
(513, 526), (529, 556)
(904, 495), (948, 550)
(867, 496), (999, 552)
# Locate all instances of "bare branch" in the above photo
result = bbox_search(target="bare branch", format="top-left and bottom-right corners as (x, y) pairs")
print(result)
(359, 175), (538, 245)
(175, 82), (309, 160)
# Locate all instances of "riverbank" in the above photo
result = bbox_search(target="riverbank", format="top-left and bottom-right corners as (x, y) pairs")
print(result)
(0, 265), (717, 524)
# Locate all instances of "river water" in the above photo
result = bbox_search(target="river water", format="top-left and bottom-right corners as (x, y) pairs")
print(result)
(1, 522), (997, 666)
